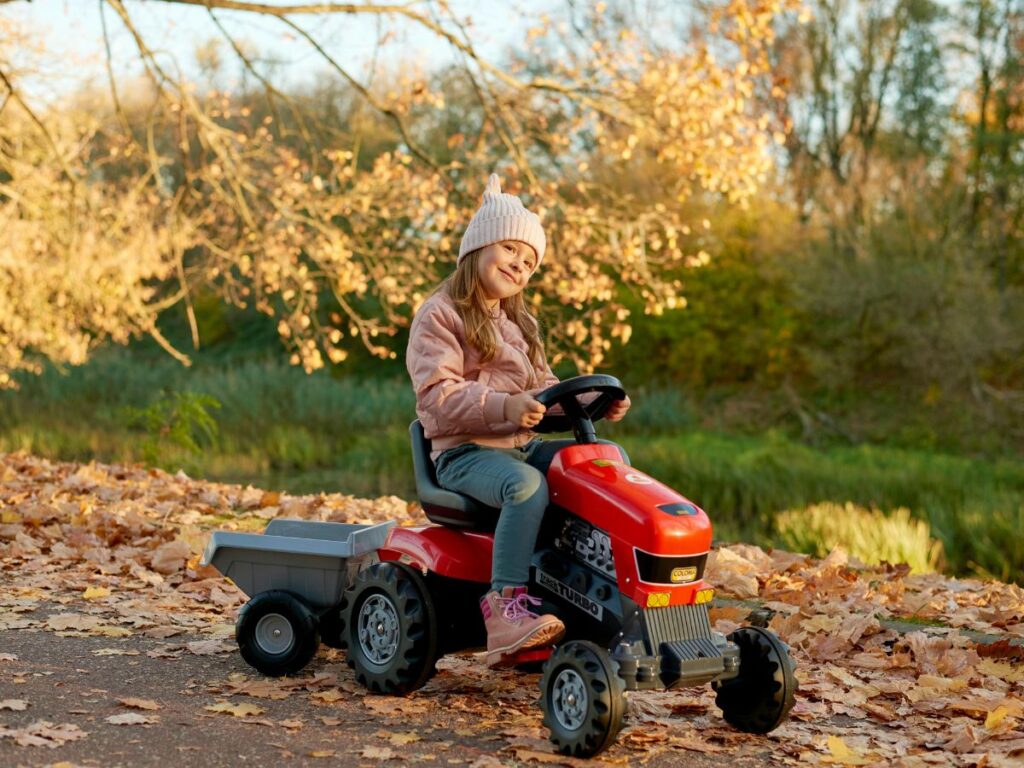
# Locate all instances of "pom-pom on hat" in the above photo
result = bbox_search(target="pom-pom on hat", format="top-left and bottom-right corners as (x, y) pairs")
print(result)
(458, 173), (546, 268)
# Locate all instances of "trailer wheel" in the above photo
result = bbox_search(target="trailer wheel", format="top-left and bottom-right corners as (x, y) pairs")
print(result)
(338, 562), (438, 694)
(236, 591), (320, 677)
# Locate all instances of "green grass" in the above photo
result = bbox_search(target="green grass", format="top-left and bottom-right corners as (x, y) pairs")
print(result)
(2, 351), (1023, 583)
(0, 351), (418, 497)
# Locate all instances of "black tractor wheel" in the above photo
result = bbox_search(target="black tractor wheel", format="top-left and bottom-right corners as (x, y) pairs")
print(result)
(713, 626), (797, 733)
(539, 641), (626, 757)
(236, 591), (320, 677)
(317, 607), (345, 650)
(338, 562), (439, 694)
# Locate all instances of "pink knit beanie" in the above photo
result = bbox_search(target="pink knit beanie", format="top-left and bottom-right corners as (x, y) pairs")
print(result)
(458, 174), (546, 268)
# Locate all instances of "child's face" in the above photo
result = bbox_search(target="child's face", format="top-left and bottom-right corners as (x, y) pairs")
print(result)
(477, 241), (538, 304)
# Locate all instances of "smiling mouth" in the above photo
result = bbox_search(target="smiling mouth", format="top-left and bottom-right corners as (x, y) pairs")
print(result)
(499, 270), (518, 284)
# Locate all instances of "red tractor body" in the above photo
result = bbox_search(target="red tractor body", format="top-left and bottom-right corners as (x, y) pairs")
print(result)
(381, 441), (715, 611)
(212, 375), (797, 759)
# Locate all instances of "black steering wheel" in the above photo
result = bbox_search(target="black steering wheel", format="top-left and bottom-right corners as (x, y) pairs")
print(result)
(532, 374), (626, 443)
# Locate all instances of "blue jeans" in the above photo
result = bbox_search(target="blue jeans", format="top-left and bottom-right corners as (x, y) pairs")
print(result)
(434, 438), (624, 592)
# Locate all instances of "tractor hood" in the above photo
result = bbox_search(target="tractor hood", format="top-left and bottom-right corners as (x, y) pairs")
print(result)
(547, 443), (712, 560)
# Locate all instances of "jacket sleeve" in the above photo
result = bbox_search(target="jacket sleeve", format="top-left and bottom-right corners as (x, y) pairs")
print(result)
(407, 303), (516, 437)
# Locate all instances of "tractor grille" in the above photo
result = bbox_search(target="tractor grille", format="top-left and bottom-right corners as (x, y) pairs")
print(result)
(643, 603), (712, 650)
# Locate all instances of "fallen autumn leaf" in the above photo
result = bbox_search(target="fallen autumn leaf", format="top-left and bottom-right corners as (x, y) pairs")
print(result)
(204, 701), (266, 718)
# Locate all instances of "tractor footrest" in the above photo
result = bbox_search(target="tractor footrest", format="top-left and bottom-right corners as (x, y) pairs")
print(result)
(660, 638), (728, 688)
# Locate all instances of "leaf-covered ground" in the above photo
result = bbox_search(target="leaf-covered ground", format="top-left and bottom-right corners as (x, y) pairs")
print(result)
(1, 452), (1023, 767)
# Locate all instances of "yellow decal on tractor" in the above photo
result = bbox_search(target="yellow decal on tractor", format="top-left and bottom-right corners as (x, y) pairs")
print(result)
(694, 588), (715, 605)
(670, 566), (698, 583)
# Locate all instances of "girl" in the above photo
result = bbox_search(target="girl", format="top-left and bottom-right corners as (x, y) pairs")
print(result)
(405, 174), (630, 667)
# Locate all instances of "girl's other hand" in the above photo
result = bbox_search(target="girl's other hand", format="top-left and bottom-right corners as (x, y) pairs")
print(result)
(505, 392), (547, 428)
(605, 396), (631, 422)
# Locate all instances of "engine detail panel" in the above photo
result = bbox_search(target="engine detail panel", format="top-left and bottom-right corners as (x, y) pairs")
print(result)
(554, 515), (616, 580)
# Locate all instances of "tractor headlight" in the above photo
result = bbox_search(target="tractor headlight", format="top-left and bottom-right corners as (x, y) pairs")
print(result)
(646, 592), (671, 608)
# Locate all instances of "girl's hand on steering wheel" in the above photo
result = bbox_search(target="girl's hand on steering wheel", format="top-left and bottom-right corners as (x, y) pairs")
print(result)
(505, 392), (547, 428)
(605, 395), (631, 422)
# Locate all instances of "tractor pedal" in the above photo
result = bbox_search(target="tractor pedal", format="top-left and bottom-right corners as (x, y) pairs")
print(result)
(509, 646), (553, 666)
(480, 645), (554, 670)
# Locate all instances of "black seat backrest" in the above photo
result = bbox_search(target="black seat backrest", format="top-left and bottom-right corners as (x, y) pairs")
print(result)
(409, 420), (500, 531)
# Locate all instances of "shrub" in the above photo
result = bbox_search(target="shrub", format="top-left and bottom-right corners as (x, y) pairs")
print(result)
(775, 502), (944, 574)
(121, 391), (221, 471)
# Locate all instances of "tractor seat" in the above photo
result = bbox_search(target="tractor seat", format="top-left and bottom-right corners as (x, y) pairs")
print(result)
(409, 420), (500, 531)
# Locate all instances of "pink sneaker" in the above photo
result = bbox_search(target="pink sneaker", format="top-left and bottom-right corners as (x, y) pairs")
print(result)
(480, 586), (565, 668)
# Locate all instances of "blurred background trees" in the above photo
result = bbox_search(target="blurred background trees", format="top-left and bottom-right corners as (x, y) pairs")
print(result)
(1, 0), (803, 380)
(2, 0), (1021, 443)
(1, 0), (1023, 576)
(611, 0), (1023, 447)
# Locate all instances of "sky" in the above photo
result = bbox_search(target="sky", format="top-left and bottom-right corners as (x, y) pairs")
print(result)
(4, 0), (544, 101)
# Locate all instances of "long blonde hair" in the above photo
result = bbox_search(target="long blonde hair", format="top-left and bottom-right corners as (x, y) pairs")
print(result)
(434, 249), (546, 376)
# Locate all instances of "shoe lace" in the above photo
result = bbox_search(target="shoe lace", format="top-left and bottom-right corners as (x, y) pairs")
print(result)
(501, 592), (541, 622)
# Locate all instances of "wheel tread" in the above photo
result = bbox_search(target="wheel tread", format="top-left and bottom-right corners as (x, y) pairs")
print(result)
(714, 627), (797, 734)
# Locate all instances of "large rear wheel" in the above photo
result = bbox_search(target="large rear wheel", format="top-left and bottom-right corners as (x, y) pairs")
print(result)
(339, 562), (439, 694)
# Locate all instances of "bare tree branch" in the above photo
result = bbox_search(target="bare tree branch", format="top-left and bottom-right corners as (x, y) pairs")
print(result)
(206, 7), (322, 154)
(0, 66), (78, 189)
(274, 14), (451, 184)
(99, 0), (135, 139)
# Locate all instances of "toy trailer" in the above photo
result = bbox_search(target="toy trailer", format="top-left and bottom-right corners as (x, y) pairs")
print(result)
(201, 518), (395, 676)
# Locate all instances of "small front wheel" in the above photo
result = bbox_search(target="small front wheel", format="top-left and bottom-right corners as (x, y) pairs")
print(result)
(236, 591), (320, 677)
(539, 640), (626, 758)
(713, 626), (797, 733)
(338, 562), (438, 694)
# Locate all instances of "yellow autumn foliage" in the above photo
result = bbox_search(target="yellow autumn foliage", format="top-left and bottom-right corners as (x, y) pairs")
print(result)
(0, 1), (802, 383)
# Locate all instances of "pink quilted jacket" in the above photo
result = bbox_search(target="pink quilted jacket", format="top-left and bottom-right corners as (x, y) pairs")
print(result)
(406, 290), (559, 460)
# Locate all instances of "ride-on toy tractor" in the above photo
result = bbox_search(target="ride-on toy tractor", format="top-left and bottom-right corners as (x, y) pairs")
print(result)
(202, 375), (797, 757)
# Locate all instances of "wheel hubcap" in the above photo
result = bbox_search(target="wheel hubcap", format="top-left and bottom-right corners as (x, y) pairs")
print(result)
(357, 594), (400, 665)
(552, 668), (588, 731)
(254, 613), (295, 656)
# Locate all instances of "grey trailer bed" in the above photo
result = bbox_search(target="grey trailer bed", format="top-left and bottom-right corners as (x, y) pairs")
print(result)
(201, 518), (395, 608)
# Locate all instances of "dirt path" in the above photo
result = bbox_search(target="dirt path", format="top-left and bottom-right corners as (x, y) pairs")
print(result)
(1, 601), (789, 768)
